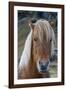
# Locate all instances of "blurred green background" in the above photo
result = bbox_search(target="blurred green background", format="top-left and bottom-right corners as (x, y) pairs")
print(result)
(18, 10), (57, 78)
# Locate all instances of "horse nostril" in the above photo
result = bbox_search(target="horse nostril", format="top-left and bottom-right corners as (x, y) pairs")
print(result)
(39, 61), (42, 65)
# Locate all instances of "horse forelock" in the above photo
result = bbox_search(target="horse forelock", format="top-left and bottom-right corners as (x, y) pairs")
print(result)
(34, 19), (56, 55)
(35, 20), (51, 41)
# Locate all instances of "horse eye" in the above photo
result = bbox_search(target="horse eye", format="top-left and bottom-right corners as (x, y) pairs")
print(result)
(34, 37), (38, 41)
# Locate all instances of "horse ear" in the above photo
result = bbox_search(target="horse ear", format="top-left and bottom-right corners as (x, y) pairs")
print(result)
(49, 20), (56, 30)
(29, 18), (37, 30)
(29, 20), (34, 30)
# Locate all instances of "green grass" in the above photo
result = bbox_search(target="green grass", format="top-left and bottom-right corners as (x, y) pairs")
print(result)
(49, 65), (57, 77)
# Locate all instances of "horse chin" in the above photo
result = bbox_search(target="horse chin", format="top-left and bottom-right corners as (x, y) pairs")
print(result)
(37, 61), (49, 74)
(38, 68), (49, 74)
(37, 65), (49, 74)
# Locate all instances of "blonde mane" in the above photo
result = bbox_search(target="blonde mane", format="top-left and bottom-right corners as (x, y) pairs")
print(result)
(19, 31), (32, 69)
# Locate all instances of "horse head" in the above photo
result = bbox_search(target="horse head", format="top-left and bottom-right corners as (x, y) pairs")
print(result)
(29, 19), (56, 74)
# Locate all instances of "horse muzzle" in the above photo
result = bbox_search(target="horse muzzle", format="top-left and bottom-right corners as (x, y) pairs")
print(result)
(38, 60), (49, 73)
